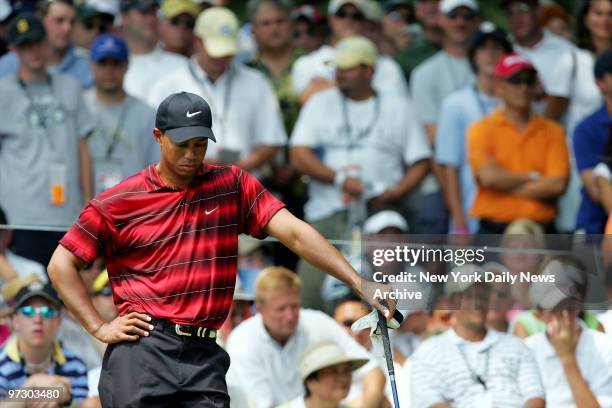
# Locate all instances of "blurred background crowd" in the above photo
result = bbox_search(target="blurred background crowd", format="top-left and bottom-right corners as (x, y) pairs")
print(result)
(0, 0), (611, 406)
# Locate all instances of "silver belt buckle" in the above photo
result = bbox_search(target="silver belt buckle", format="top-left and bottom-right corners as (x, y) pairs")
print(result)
(175, 324), (192, 337)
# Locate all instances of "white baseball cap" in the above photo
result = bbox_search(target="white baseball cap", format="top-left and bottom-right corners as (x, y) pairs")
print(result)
(363, 210), (408, 235)
(439, 0), (479, 14)
(328, 0), (367, 15)
(528, 259), (585, 309)
(195, 7), (239, 58)
(299, 341), (368, 381)
(444, 263), (485, 296)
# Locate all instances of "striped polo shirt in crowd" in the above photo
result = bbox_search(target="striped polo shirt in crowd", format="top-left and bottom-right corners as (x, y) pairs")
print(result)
(0, 337), (88, 402)
(409, 328), (544, 408)
(60, 164), (285, 328)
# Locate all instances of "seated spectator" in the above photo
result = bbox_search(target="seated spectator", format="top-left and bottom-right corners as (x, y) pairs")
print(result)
(410, 264), (545, 408)
(526, 257), (612, 407)
(333, 295), (410, 406)
(158, 0), (200, 57)
(513, 257), (603, 338)
(85, 33), (158, 195)
(0, 207), (47, 287)
(226, 266), (385, 408)
(574, 49), (612, 234)
(0, 281), (88, 405)
(0, 0), (94, 88)
(467, 53), (570, 234)
(276, 341), (368, 408)
(538, 4), (573, 41)
(72, 0), (116, 51)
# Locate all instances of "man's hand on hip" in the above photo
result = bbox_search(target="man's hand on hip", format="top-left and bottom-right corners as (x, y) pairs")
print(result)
(93, 312), (154, 344)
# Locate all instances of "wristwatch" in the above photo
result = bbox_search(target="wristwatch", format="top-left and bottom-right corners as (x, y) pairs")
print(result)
(527, 171), (541, 181)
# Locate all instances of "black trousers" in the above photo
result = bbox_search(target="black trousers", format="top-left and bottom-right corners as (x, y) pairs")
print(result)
(99, 322), (231, 408)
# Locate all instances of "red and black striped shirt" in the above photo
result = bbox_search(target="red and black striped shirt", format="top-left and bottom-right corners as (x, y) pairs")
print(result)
(60, 164), (285, 328)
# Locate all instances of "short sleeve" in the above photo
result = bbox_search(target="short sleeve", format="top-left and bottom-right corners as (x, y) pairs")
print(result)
(253, 75), (288, 146)
(291, 55), (311, 94)
(516, 341), (545, 402)
(290, 96), (323, 147)
(410, 59), (438, 124)
(403, 100), (432, 165)
(235, 167), (285, 239)
(544, 124), (570, 178)
(76, 88), (95, 138)
(376, 57), (409, 97)
(540, 48), (573, 98)
(466, 120), (491, 175)
(59, 203), (114, 264)
(573, 117), (600, 172)
(435, 94), (466, 166)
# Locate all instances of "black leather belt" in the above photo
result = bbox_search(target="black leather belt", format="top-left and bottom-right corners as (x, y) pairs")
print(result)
(150, 317), (217, 340)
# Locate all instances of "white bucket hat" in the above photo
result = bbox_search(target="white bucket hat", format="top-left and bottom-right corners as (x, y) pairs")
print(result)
(299, 341), (368, 381)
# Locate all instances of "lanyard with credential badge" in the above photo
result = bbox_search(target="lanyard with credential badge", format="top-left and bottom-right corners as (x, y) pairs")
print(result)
(456, 344), (491, 390)
(188, 59), (234, 140)
(104, 99), (129, 160)
(18, 74), (58, 149)
(340, 93), (380, 151)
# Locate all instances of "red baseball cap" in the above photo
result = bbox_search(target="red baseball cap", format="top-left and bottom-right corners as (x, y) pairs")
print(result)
(495, 53), (537, 79)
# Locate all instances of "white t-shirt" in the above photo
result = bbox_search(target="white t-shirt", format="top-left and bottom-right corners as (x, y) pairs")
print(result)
(409, 50), (474, 125)
(291, 45), (408, 97)
(4, 250), (46, 281)
(87, 366), (101, 397)
(525, 328), (612, 408)
(410, 328), (544, 408)
(276, 397), (348, 408)
(124, 49), (187, 103)
(226, 309), (378, 408)
(148, 58), (287, 162)
(598, 310), (612, 336)
(290, 88), (431, 221)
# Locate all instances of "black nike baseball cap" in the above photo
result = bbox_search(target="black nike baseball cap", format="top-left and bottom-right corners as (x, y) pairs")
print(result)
(155, 92), (216, 144)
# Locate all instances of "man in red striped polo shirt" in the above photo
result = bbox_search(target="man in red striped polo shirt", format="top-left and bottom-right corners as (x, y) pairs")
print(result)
(47, 92), (395, 407)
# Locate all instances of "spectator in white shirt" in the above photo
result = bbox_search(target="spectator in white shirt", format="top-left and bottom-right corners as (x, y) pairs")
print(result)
(276, 341), (368, 408)
(410, 265), (546, 408)
(149, 7), (287, 173)
(291, 0), (408, 105)
(526, 257), (612, 408)
(119, 0), (187, 102)
(226, 266), (386, 408)
(290, 36), (430, 309)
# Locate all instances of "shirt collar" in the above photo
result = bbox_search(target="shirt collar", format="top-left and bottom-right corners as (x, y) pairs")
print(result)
(6, 336), (66, 366)
(189, 56), (232, 86)
(447, 327), (500, 352)
(144, 163), (208, 192)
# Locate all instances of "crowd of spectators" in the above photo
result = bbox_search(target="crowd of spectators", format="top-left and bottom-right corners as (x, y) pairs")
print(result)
(0, 0), (611, 406)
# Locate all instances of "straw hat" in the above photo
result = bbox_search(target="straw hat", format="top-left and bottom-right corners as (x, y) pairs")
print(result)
(299, 341), (368, 381)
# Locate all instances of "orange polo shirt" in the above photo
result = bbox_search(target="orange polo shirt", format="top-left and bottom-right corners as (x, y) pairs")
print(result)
(467, 109), (569, 223)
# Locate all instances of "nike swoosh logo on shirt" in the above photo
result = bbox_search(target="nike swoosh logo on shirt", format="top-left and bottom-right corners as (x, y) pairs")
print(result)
(205, 207), (218, 215)
(186, 111), (202, 118)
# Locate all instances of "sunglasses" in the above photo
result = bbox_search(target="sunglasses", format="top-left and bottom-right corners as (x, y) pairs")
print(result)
(19, 306), (59, 320)
(507, 2), (531, 16)
(84, 19), (112, 33)
(340, 319), (356, 328)
(447, 8), (476, 21)
(335, 9), (365, 21)
(506, 76), (537, 86)
(170, 15), (195, 30)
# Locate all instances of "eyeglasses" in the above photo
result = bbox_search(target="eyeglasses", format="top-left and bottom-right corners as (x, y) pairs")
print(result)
(19, 306), (59, 320)
(335, 9), (365, 21)
(170, 15), (195, 30)
(447, 8), (476, 21)
(506, 76), (537, 86)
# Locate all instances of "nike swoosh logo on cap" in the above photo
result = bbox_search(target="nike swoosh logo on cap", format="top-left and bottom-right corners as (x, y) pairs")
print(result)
(186, 111), (202, 118)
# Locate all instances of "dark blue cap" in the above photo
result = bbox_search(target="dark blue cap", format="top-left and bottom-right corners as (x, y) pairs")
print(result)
(91, 34), (128, 62)
(155, 92), (216, 143)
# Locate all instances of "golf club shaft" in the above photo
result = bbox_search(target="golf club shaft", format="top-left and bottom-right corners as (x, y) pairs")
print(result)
(378, 311), (400, 408)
